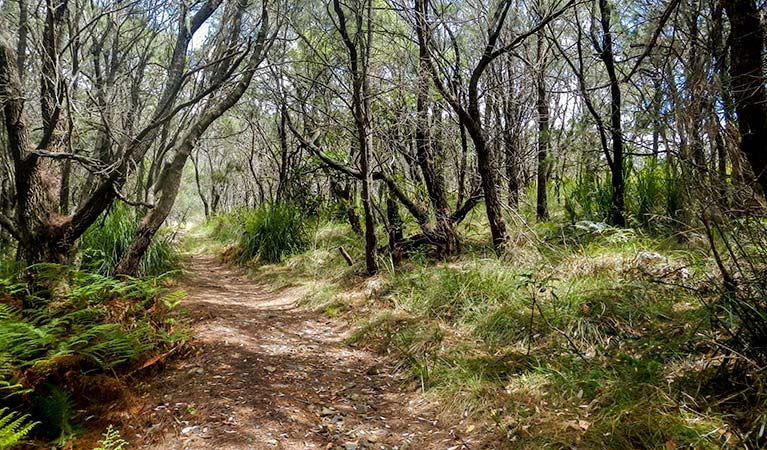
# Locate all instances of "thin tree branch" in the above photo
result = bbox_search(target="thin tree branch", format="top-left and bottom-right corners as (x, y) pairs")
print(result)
(0, 214), (22, 241)
(622, 0), (681, 82)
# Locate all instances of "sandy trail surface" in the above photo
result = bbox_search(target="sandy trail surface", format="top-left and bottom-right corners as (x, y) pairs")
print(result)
(127, 255), (470, 450)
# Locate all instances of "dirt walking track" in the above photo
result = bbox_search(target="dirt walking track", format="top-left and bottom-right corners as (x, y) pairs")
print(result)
(127, 255), (473, 450)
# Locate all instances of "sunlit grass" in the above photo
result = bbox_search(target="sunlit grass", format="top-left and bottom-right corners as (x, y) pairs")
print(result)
(342, 219), (736, 448)
(196, 203), (750, 449)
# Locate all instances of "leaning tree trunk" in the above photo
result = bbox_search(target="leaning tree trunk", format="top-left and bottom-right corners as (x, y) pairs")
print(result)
(464, 119), (509, 251)
(466, 67), (509, 252)
(115, 4), (271, 275)
(116, 150), (188, 276)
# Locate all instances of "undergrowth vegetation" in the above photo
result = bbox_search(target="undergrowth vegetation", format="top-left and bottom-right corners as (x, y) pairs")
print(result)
(349, 246), (722, 448)
(206, 203), (311, 264)
(565, 160), (687, 231)
(225, 201), (767, 449)
(0, 408), (36, 450)
(80, 205), (180, 277)
(706, 216), (767, 367)
(0, 262), (188, 447)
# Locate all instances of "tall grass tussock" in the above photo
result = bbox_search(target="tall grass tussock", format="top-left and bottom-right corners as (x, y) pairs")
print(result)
(208, 204), (310, 265)
(80, 205), (179, 276)
(564, 160), (687, 232)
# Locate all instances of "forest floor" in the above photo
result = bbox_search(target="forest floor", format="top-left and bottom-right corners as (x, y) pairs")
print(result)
(56, 218), (753, 450)
(114, 253), (480, 450)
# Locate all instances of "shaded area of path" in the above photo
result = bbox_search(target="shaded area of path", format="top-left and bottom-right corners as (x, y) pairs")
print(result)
(128, 255), (468, 450)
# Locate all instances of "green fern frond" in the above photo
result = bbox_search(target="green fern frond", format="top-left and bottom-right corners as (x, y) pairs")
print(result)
(0, 321), (55, 363)
(159, 290), (186, 309)
(33, 384), (75, 444)
(0, 408), (37, 449)
(0, 353), (28, 399)
(0, 305), (19, 322)
(0, 250), (183, 445)
(0, 278), (26, 297)
(93, 424), (128, 450)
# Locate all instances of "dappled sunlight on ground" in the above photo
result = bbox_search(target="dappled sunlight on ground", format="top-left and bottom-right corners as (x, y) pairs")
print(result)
(126, 255), (476, 450)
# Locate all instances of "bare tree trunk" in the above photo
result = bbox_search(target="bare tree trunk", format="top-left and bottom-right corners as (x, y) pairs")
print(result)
(205, 151), (223, 215)
(722, 0), (767, 197)
(535, 30), (549, 221)
(16, 0), (28, 80)
(192, 151), (210, 219)
(465, 119), (508, 250)
(332, 0), (378, 274)
(360, 0), (378, 274)
(276, 106), (290, 202)
(448, 31), (470, 212)
(502, 63), (521, 209)
(651, 76), (662, 161)
(710, 2), (729, 196)
(456, 117), (470, 210)
(597, 0), (626, 226)
(683, 1), (708, 175)
(415, 2), (458, 256)
(358, 129), (378, 273)
(465, 66), (509, 251)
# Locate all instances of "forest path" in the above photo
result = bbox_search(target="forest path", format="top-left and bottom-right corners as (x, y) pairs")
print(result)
(130, 254), (466, 450)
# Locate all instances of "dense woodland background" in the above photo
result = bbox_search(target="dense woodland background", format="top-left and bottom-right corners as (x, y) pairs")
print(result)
(1, 0), (767, 447)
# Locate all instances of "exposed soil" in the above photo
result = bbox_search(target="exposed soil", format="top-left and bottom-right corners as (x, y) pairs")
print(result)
(118, 255), (476, 450)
